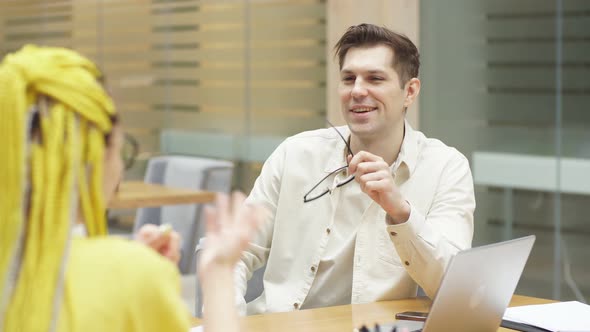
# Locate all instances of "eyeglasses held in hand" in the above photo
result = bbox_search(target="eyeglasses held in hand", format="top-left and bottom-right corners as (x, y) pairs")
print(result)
(303, 121), (355, 203)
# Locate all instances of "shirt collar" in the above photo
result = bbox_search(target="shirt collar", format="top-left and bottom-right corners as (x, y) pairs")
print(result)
(323, 120), (419, 178)
(398, 119), (419, 177)
(323, 125), (351, 173)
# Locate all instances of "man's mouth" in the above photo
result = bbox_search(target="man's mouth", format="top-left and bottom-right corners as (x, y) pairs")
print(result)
(350, 107), (377, 113)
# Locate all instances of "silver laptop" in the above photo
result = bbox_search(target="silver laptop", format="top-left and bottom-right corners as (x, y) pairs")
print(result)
(370, 235), (536, 332)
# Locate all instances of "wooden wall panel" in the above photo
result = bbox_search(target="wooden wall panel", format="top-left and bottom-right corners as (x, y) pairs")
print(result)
(1, 0), (327, 187)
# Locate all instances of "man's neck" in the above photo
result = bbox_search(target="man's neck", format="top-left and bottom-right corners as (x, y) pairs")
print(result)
(349, 123), (405, 166)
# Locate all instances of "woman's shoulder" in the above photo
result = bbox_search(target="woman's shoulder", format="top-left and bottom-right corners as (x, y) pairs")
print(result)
(69, 236), (179, 287)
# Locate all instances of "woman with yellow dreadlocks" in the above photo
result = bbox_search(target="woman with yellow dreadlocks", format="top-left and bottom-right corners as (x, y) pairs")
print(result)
(0, 45), (194, 332)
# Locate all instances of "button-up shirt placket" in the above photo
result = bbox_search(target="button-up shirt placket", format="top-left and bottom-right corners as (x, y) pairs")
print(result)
(351, 207), (368, 303)
(296, 174), (342, 309)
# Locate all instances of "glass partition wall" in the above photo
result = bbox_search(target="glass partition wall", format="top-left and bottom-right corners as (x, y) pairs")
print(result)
(420, 0), (589, 300)
(0, 0), (326, 191)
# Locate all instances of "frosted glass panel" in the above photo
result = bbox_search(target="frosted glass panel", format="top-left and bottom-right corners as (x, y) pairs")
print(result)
(420, 0), (590, 301)
(1, 0), (326, 190)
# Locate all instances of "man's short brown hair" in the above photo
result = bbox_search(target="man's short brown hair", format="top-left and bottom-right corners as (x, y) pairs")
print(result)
(334, 23), (420, 86)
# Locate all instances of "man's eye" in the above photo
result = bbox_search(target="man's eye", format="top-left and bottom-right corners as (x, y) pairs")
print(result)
(342, 76), (355, 82)
(370, 76), (384, 81)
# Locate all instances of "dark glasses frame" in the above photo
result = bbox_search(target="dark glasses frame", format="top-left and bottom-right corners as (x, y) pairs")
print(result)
(122, 133), (139, 170)
(303, 121), (355, 203)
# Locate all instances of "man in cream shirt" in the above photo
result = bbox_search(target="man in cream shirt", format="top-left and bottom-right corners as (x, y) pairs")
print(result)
(234, 23), (475, 315)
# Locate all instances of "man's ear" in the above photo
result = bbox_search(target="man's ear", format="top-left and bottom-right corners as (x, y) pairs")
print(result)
(403, 78), (421, 108)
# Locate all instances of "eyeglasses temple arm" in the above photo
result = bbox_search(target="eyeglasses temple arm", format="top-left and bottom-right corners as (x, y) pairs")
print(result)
(326, 119), (354, 159)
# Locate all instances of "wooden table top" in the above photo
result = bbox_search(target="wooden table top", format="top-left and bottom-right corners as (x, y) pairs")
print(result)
(191, 295), (556, 331)
(108, 181), (215, 209)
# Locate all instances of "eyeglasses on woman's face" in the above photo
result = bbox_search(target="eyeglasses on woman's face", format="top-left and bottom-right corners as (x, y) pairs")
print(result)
(121, 133), (139, 170)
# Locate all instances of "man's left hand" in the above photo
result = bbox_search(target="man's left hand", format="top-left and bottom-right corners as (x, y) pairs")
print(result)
(348, 151), (410, 224)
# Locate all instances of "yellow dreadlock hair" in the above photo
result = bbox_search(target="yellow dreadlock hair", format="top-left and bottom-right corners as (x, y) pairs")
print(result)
(0, 45), (115, 331)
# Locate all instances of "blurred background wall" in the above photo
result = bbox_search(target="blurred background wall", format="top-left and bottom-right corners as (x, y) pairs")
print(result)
(0, 0), (328, 190)
(1, 0), (588, 303)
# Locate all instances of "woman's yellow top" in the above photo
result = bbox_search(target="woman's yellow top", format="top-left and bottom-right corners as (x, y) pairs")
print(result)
(57, 237), (190, 332)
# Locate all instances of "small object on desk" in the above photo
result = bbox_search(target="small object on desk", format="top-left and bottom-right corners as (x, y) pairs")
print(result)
(503, 301), (590, 332)
(500, 319), (552, 332)
(395, 311), (428, 322)
(359, 325), (369, 332)
(357, 323), (421, 332)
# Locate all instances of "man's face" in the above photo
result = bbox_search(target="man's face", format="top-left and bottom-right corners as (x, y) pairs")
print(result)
(338, 45), (408, 141)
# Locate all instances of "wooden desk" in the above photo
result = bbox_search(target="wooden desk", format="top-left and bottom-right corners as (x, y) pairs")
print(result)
(192, 295), (555, 331)
(108, 181), (215, 209)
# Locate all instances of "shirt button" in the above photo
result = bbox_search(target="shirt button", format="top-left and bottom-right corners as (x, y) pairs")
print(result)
(389, 231), (397, 236)
(293, 302), (299, 309)
(311, 266), (316, 273)
(326, 228), (331, 234)
(405, 261), (410, 266)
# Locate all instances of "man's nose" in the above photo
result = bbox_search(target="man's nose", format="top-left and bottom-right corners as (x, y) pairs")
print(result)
(351, 78), (368, 98)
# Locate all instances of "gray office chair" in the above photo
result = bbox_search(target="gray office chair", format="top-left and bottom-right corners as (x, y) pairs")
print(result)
(133, 155), (233, 274)
(194, 237), (266, 317)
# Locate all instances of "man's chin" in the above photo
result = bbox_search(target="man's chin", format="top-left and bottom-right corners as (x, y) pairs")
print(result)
(347, 123), (378, 138)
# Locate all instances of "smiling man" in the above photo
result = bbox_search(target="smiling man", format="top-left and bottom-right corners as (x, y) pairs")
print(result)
(231, 23), (476, 315)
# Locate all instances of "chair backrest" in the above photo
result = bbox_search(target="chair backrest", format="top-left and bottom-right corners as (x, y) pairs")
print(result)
(244, 265), (266, 303)
(133, 155), (233, 274)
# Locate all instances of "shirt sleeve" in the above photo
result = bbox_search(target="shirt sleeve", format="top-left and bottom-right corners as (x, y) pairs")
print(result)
(233, 140), (287, 313)
(386, 150), (475, 298)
